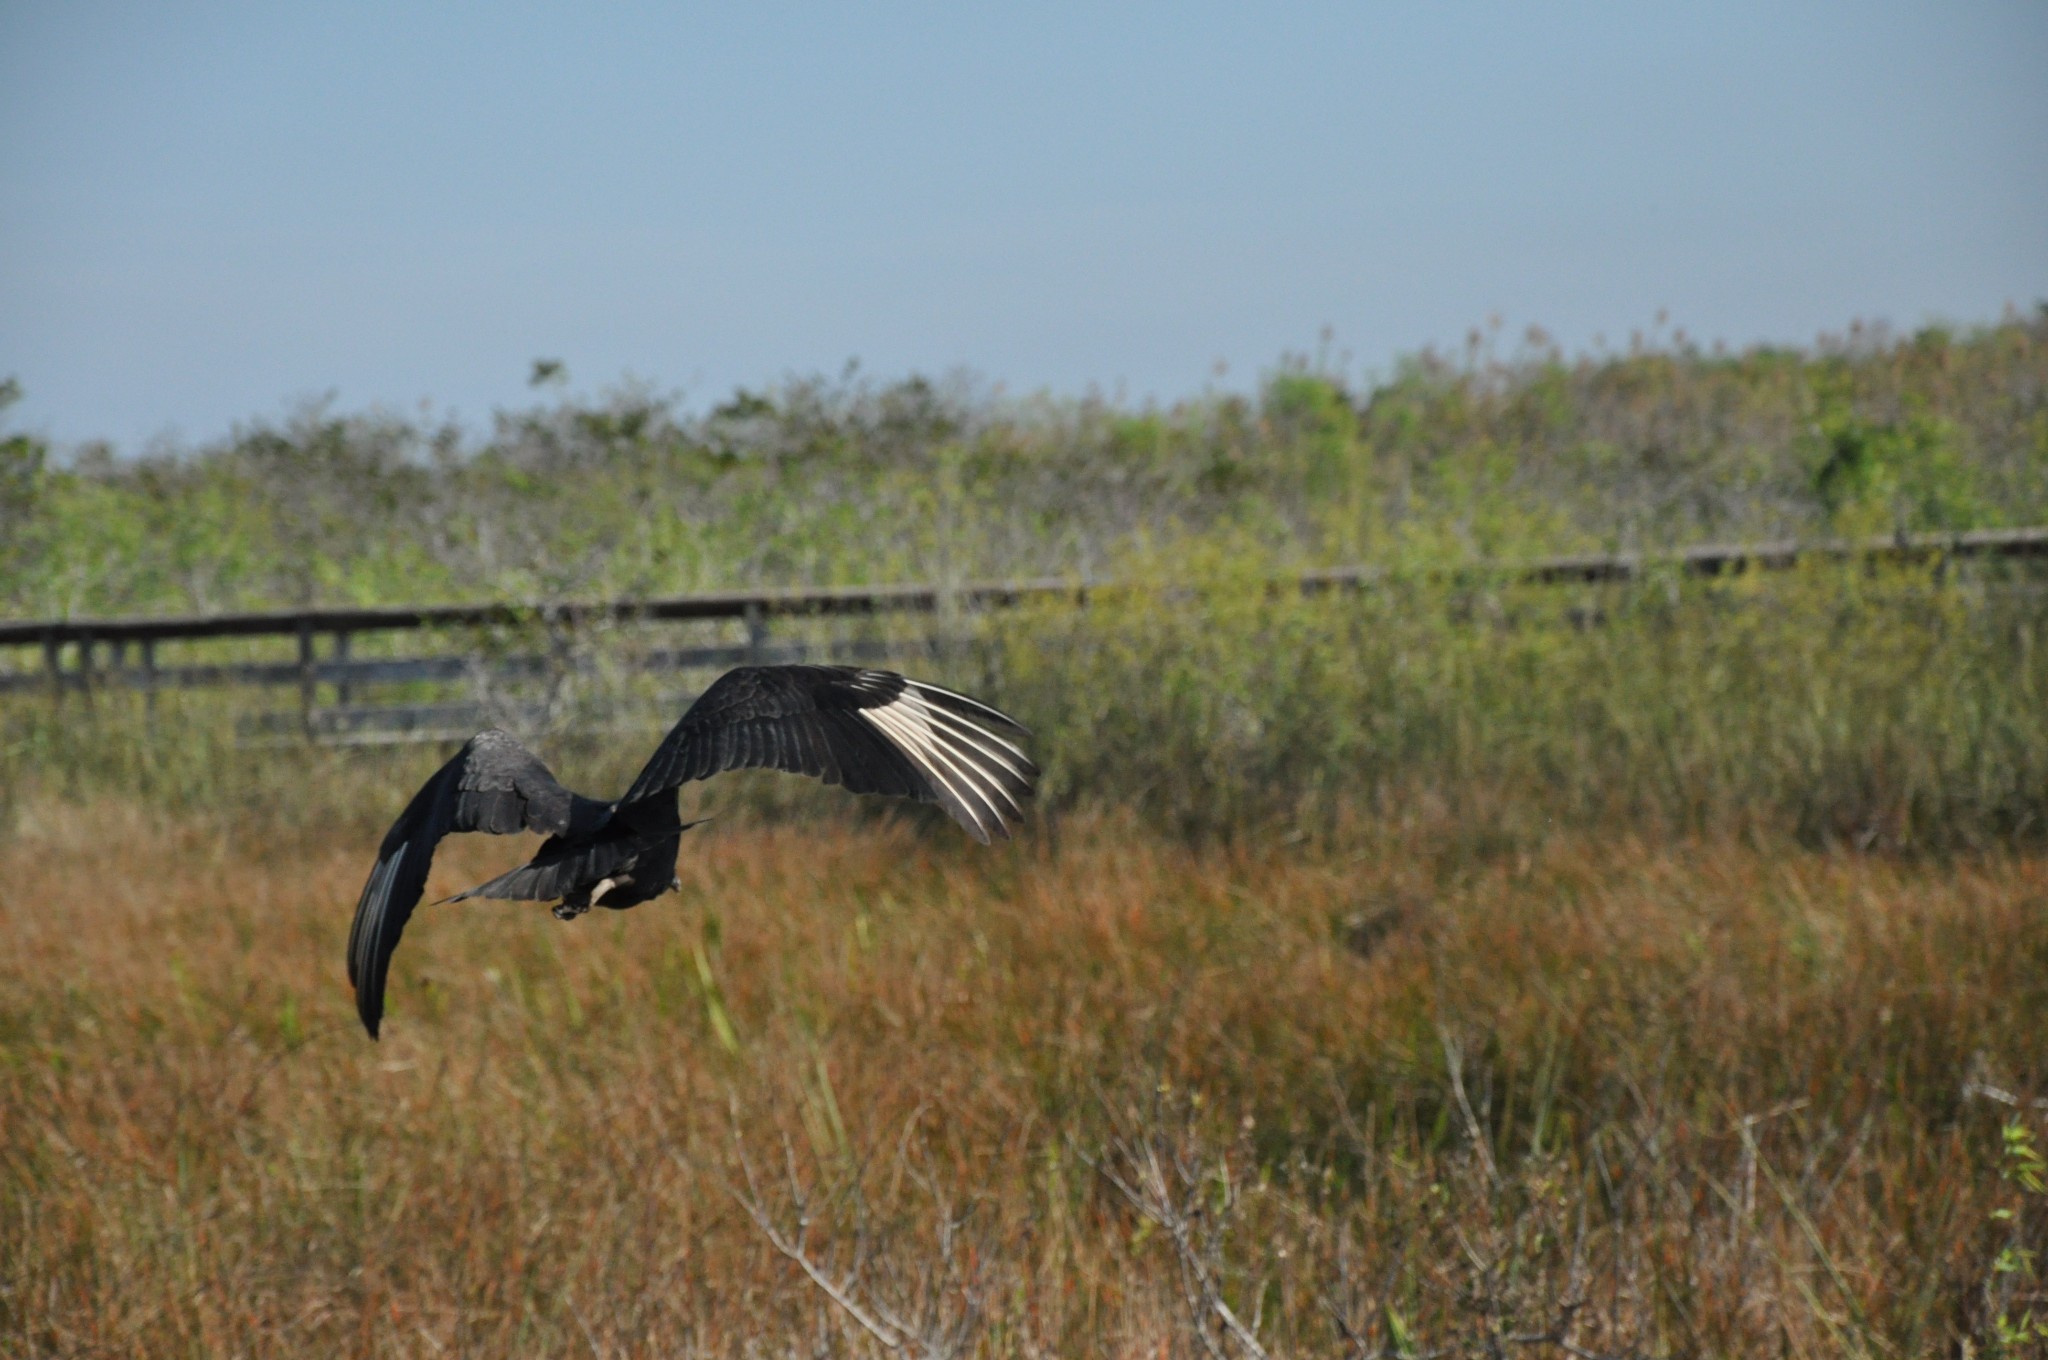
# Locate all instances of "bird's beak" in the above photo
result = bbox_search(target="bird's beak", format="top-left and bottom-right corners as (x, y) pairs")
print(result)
(669, 876), (682, 894)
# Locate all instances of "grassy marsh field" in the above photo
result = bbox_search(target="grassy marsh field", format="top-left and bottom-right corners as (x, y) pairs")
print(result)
(1, 803), (2044, 1356)
(4, 314), (2048, 1354)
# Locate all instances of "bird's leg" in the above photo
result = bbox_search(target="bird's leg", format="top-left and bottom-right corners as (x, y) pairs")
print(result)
(552, 876), (618, 921)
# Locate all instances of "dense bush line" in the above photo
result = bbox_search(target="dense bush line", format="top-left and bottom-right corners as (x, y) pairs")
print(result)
(2, 311), (2043, 616)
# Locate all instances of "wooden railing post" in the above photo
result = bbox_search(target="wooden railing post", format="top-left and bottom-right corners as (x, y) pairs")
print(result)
(297, 618), (316, 740)
(333, 629), (353, 706)
(141, 637), (159, 733)
(42, 629), (60, 709)
(78, 632), (95, 710)
(745, 601), (768, 666)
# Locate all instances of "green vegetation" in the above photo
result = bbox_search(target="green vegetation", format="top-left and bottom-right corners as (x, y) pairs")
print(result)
(4, 313), (2045, 616)
(6, 311), (2048, 848)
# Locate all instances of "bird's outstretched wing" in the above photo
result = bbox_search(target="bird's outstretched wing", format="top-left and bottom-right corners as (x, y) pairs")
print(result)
(619, 665), (1037, 844)
(347, 729), (607, 1038)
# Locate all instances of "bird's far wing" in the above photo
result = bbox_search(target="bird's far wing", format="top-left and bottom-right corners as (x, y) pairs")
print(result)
(618, 665), (1038, 844)
(346, 729), (599, 1038)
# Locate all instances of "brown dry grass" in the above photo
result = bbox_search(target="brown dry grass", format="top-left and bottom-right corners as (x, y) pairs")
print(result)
(2, 797), (2044, 1357)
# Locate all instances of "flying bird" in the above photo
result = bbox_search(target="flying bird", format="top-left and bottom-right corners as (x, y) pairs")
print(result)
(346, 664), (1035, 1038)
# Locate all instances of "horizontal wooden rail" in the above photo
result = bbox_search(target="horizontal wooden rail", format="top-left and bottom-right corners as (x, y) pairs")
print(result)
(5, 525), (2044, 651)
(0, 579), (1076, 648)
(1295, 524), (2048, 591)
(0, 640), (887, 696)
(0, 636), (981, 695)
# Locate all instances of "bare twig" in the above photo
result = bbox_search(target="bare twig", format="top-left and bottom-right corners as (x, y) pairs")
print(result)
(1964, 1079), (2048, 1112)
(1439, 1027), (1501, 1189)
(565, 1297), (608, 1360)
(1319, 1291), (1456, 1360)
(725, 1111), (980, 1359)
(1501, 1300), (1631, 1359)
(1081, 1123), (1273, 1360)
(1964, 1053), (2048, 1111)
(728, 1133), (914, 1352)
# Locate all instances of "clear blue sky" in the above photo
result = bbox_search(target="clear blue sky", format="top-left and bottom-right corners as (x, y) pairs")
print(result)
(2, 2), (2044, 452)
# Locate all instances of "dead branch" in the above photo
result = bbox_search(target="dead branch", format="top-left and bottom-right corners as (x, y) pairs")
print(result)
(1079, 1120), (1273, 1360)
(726, 1113), (981, 1359)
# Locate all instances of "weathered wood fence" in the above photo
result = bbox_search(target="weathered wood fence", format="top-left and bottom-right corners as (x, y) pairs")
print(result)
(4, 526), (2045, 744)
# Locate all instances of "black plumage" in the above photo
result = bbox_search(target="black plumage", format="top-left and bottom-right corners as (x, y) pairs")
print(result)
(346, 665), (1036, 1038)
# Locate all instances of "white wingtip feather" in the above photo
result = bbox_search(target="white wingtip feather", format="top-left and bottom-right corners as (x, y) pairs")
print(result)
(857, 692), (1026, 841)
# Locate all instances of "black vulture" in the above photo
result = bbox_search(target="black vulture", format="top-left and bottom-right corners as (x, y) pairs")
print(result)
(346, 664), (1035, 1038)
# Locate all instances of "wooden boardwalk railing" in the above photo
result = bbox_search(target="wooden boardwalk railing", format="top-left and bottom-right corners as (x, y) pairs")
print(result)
(4, 525), (2044, 743)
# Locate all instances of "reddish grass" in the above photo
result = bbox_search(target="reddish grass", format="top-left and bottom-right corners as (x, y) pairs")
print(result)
(1, 799), (2043, 1356)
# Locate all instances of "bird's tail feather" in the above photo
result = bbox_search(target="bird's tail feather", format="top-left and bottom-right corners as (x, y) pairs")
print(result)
(437, 817), (711, 905)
